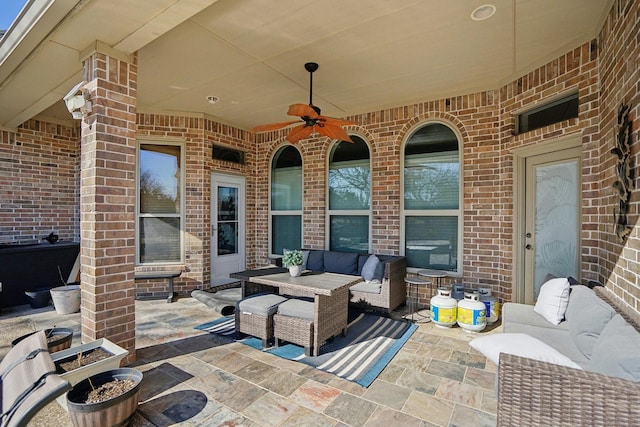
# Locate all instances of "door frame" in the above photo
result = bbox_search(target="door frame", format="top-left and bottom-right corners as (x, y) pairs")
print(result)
(211, 172), (246, 285)
(512, 134), (582, 303)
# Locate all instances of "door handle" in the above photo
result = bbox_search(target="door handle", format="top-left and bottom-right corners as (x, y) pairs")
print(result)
(525, 244), (533, 250)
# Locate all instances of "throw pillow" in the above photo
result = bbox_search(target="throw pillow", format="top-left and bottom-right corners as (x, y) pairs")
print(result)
(534, 277), (570, 325)
(564, 285), (615, 358)
(588, 314), (640, 382)
(361, 255), (379, 282)
(302, 250), (310, 270)
(469, 333), (582, 369)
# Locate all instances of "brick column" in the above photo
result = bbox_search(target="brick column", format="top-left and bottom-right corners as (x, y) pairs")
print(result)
(79, 46), (137, 362)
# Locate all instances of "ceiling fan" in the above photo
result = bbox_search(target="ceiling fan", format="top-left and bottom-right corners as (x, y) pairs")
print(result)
(250, 62), (356, 144)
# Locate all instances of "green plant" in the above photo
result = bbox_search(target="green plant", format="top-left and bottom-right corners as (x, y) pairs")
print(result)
(282, 249), (303, 267)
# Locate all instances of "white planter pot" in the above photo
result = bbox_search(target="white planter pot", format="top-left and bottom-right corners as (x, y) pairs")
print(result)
(288, 265), (304, 277)
(50, 285), (81, 314)
(52, 338), (129, 386)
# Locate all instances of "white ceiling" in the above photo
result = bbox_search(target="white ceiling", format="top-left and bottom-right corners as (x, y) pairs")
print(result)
(0, 0), (612, 130)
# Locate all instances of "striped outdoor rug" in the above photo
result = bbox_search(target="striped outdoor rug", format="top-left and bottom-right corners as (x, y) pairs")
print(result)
(195, 313), (417, 387)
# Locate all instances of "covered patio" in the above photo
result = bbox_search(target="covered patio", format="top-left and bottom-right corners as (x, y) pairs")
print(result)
(1, 0), (639, 425)
(0, 296), (498, 426)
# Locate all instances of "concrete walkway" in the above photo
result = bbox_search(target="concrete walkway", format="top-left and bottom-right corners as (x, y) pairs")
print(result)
(0, 297), (499, 426)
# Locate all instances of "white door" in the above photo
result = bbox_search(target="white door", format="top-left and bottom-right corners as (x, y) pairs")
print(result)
(211, 173), (245, 285)
(520, 146), (581, 304)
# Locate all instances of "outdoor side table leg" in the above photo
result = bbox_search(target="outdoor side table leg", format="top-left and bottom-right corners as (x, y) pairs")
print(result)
(167, 277), (174, 303)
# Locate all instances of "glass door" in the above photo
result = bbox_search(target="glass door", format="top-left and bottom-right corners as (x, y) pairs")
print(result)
(523, 146), (581, 303)
(211, 173), (245, 284)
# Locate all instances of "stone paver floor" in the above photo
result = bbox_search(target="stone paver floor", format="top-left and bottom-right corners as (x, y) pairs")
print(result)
(0, 296), (500, 427)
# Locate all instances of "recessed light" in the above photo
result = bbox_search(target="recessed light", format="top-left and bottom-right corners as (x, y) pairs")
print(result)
(471, 4), (496, 21)
(206, 95), (219, 104)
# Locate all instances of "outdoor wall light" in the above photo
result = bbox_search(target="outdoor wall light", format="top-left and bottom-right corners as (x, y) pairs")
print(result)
(64, 81), (92, 119)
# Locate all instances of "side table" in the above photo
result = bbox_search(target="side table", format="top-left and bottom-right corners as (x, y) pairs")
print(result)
(417, 269), (449, 299)
(404, 276), (433, 322)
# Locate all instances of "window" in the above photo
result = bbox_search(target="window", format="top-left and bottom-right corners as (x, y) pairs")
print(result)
(403, 123), (461, 272)
(270, 146), (303, 254)
(137, 143), (184, 264)
(517, 92), (579, 134)
(212, 144), (245, 164)
(328, 136), (371, 253)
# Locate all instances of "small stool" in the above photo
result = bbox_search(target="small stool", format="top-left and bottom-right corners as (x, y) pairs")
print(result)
(235, 293), (288, 347)
(417, 269), (448, 300)
(273, 299), (315, 356)
(404, 276), (432, 322)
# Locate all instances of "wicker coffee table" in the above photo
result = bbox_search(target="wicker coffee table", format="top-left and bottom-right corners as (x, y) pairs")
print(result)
(248, 271), (362, 356)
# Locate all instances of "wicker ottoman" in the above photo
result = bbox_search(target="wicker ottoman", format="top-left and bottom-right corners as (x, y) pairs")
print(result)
(274, 299), (315, 356)
(235, 293), (288, 348)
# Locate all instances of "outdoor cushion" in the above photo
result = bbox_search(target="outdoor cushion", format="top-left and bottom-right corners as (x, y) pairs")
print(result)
(277, 298), (314, 321)
(306, 250), (324, 271)
(350, 281), (381, 294)
(534, 277), (570, 325)
(323, 251), (358, 275)
(470, 332), (583, 370)
(238, 294), (288, 317)
(588, 314), (640, 382)
(565, 285), (616, 358)
(361, 255), (379, 282)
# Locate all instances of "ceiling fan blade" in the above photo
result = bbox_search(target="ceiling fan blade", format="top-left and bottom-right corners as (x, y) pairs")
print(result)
(250, 120), (301, 133)
(316, 123), (353, 142)
(287, 124), (314, 144)
(287, 103), (318, 119)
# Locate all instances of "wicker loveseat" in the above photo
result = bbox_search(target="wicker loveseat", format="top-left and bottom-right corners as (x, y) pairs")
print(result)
(497, 285), (640, 426)
(302, 250), (407, 314)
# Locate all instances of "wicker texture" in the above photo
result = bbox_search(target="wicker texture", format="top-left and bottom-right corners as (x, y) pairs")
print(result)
(349, 256), (407, 314)
(249, 272), (357, 356)
(236, 311), (273, 347)
(497, 286), (640, 427)
(274, 314), (314, 356)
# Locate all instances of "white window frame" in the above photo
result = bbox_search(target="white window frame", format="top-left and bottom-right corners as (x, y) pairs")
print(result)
(326, 135), (372, 253)
(400, 121), (464, 276)
(269, 145), (304, 256)
(135, 139), (185, 265)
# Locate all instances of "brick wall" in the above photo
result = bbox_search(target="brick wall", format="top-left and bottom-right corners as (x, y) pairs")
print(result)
(596, 0), (640, 311)
(136, 115), (254, 297)
(0, 121), (80, 243)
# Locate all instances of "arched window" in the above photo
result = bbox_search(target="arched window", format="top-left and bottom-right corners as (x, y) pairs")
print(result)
(402, 123), (461, 272)
(327, 136), (371, 253)
(270, 146), (303, 254)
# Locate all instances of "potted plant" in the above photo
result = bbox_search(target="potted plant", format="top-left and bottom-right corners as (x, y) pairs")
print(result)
(11, 327), (74, 352)
(283, 249), (304, 277)
(50, 265), (81, 314)
(51, 338), (129, 386)
(66, 368), (143, 427)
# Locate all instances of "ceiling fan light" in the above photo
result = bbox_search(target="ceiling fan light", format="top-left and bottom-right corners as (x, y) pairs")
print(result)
(471, 4), (496, 21)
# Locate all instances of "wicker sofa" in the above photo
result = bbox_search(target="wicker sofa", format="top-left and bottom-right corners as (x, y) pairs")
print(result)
(302, 249), (407, 314)
(497, 285), (640, 426)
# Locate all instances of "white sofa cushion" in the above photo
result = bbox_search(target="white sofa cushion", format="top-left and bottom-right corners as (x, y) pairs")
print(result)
(589, 314), (640, 382)
(534, 277), (570, 325)
(470, 333), (583, 369)
(565, 285), (616, 358)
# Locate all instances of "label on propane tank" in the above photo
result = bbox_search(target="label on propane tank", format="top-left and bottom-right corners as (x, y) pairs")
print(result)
(457, 307), (486, 325)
